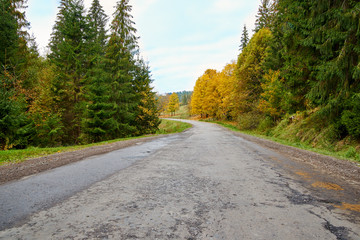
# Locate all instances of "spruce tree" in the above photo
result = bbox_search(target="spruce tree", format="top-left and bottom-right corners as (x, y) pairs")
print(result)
(86, 0), (107, 59)
(307, 0), (360, 107)
(83, 67), (117, 142)
(254, 0), (271, 32)
(105, 0), (139, 137)
(82, 0), (117, 142)
(239, 25), (249, 51)
(0, 0), (18, 71)
(133, 59), (160, 134)
(48, 0), (88, 144)
(0, 0), (35, 149)
(0, 0), (31, 81)
(271, 0), (314, 112)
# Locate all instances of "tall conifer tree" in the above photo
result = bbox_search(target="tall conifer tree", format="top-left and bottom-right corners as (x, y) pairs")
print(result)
(0, 0), (35, 149)
(0, 0), (18, 71)
(106, 0), (139, 137)
(239, 25), (249, 51)
(133, 58), (160, 134)
(254, 0), (271, 32)
(83, 0), (117, 142)
(48, 0), (88, 144)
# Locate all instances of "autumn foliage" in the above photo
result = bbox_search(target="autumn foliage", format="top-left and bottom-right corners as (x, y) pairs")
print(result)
(191, 0), (360, 143)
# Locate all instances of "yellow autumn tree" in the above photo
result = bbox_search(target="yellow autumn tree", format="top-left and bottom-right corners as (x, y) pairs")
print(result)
(191, 66), (238, 120)
(232, 28), (272, 118)
(157, 94), (170, 114)
(167, 92), (180, 116)
(203, 70), (220, 118)
(191, 69), (217, 117)
(216, 62), (237, 119)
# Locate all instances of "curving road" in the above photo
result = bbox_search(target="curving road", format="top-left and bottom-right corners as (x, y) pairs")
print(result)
(0, 120), (359, 239)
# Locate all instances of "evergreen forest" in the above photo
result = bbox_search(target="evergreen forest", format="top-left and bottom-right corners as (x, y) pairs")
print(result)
(0, 0), (160, 150)
(191, 0), (360, 153)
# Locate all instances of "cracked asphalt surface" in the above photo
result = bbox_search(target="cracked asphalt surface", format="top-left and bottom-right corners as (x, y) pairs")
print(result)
(0, 120), (359, 239)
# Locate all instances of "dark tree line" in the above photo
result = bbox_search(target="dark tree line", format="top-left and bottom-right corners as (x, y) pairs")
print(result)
(0, 0), (159, 150)
(267, 0), (360, 138)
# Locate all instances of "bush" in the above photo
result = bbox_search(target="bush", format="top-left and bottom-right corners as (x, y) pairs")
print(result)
(257, 115), (275, 132)
(237, 112), (262, 130)
(341, 94), (360, 139)
(345, 147), (358, 159)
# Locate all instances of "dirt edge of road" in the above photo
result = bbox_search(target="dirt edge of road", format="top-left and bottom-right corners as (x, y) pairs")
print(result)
(228, 128), (360, 184)
(0, 135), (167, 185)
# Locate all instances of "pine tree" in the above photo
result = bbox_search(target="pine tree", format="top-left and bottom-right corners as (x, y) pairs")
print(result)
(83, 67), (117, 142)
(1, 0), (32, 85)
(48, 0), (88, 144)
(271, 0), (314, 112)
(307, 0), (360, 107)
(254, 0), (271, 32)
(133, 59), (160, 134)
(105, 0), (139, 137)
(86, 0), (107, 59)
(239, 25), (249, 51)
(0, 0), (18, 72)
(0, 0), (36, 149)
(81, 0), (117, 143)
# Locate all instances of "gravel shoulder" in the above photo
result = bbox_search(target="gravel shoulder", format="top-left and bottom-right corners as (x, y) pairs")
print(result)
(226, 129), (360, 185)
(0, 135), (166, 185)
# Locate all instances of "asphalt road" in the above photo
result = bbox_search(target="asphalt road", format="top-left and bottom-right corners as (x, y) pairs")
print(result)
(0, 120), (359, 239)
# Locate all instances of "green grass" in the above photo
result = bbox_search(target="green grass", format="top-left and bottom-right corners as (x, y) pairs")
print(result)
(156, 119), (192, 134)
(0, 119), (192, 166)
(210, 120), (360, 163)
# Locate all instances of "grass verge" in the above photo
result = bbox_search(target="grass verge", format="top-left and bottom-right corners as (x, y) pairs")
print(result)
(0, 119), (192, 166)
(209, 120), (360, 163)
(156, 119), (192, 134)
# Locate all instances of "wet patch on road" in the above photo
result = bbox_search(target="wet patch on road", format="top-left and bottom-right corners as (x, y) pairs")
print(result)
(323, 220), (350, 240)
(286, 187), (316, 205)
(263, 154), (360, 239)
(263, 151), (360, 217)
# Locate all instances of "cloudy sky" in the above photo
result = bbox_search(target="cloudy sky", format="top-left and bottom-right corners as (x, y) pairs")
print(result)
(27, 0), (260, 94)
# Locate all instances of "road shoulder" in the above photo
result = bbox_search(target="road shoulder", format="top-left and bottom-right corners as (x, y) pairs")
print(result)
(0, 135), (167, 185)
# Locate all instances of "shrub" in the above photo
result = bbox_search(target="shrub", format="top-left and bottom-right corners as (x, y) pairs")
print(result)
(237, 112), (262, 130)
(257, 116), (275, 133)
(345, 147), (358, 159)
(341, 94), (360, 139)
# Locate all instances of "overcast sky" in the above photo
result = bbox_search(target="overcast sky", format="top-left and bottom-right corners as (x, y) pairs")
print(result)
(27, 0), (260, 94)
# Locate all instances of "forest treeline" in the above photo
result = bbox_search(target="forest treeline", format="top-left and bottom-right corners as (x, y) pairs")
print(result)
(0, 0), (159, 150)
(157, 91), (192, 113)
(191, 0), (360, 145)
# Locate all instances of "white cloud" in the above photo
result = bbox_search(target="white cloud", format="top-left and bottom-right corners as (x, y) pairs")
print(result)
(27, 0), (58, 54)
(131, 0), (159, 18)
(27, 0), (260, 93)
(146, 35), (240, 93)
(211, 0), (246, 13)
